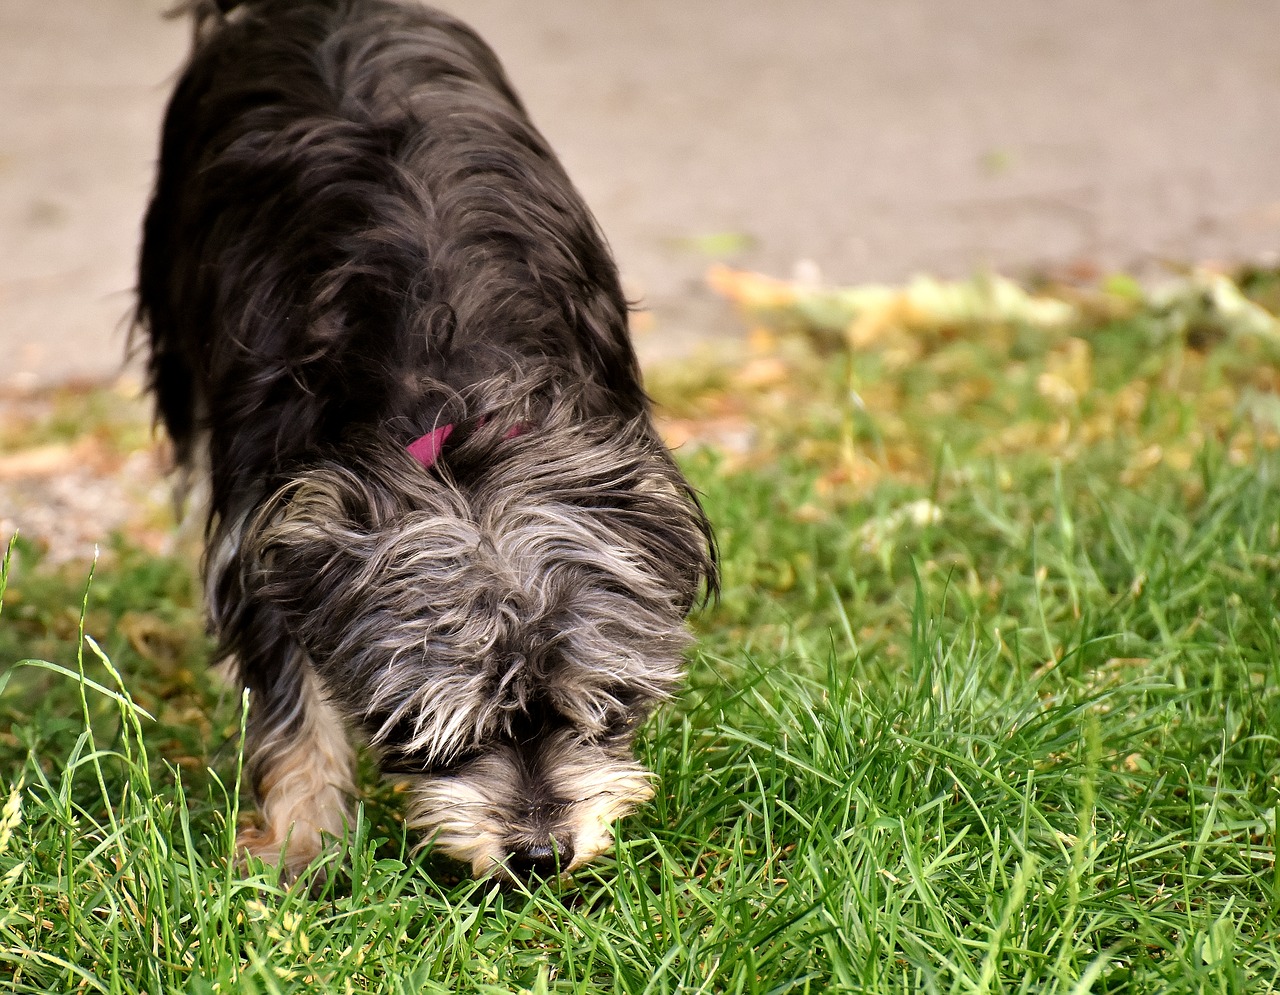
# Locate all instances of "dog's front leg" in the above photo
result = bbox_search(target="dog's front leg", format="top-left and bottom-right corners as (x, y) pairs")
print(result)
(236, 649), (356, 880)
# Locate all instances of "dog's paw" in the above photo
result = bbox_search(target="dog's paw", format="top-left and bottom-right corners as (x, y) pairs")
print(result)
(236, 824), (326, 884)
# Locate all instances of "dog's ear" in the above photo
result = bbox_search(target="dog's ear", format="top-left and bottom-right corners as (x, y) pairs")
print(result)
(614, 448), (719, 615)
(486, 438), (713, 734)
(584, 418), (719, 615)
(441, 393), (718, 614)
(509, 414), (719, 614)
(244, 471), (373, 630)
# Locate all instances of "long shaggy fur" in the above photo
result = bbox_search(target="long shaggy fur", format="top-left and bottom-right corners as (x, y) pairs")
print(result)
(136, 0), (715, 879)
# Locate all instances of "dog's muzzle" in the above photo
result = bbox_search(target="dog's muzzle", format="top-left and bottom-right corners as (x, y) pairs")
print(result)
(502, 833), (575, 881)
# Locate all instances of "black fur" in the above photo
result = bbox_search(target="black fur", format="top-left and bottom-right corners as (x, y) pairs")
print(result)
(136, 0), (715, 879)
(141, 0), (644, 503)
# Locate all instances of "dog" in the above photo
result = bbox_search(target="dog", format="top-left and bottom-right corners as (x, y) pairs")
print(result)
(135, 0), (715, 881)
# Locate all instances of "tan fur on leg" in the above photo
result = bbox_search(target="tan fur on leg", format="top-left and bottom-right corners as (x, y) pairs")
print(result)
(237, 669), (356, 879)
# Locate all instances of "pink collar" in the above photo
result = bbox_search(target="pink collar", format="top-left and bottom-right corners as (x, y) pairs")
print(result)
(406, 421), (527, 470)
(406, 424), (454, 469)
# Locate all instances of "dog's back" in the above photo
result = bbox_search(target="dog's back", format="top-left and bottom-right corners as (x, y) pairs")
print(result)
(138, 0), (643, 513)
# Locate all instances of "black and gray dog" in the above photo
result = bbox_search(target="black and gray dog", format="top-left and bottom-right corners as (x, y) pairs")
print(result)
(136, 0), (715, 881)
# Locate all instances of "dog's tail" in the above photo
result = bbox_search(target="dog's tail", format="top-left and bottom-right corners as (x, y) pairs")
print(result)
(171, 0), (341, 34)
(168, 0), (241, 14)
(176, 0), (338, 16)
(183, 0), (244, 11)
(165, 0), (256, 44)
(166, 0), (250, 29)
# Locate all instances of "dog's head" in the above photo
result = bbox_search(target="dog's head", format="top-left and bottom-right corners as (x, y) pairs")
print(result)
(244, 393), (714, 879)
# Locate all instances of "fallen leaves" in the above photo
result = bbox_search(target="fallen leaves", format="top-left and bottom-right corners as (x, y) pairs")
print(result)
(709, 264), (1079, 352)
(696, 262), (1280, 501)
(0, 444), (78, 481)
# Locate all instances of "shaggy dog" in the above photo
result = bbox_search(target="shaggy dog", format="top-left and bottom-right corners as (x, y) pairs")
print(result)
(136, 0), (715, 881)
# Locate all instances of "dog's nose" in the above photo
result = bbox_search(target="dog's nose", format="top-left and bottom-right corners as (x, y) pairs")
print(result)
(505, 836), (574, 879)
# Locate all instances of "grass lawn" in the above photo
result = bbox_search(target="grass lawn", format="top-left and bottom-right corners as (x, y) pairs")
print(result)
(3, 269), (1280, 992)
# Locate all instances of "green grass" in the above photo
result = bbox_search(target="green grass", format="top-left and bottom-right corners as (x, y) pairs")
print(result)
(4, 274), (1280, 992)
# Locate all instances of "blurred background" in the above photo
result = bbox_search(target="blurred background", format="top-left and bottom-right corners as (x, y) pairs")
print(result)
(2, 0), (1278, 386)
